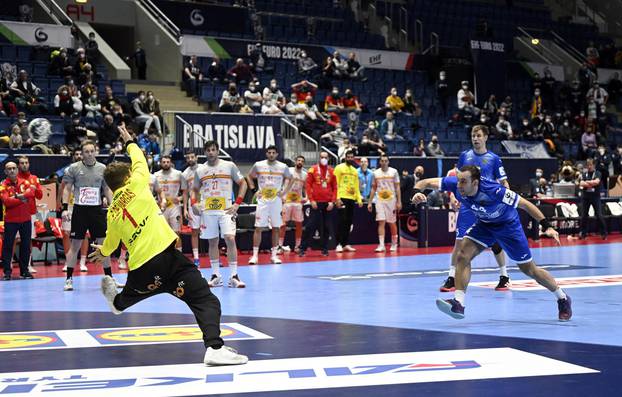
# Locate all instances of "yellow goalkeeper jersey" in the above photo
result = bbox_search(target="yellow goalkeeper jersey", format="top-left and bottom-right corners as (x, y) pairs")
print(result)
(100, 143), (178, 270)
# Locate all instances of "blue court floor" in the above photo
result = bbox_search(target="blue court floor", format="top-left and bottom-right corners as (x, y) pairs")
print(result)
(1, 241), (621, 396)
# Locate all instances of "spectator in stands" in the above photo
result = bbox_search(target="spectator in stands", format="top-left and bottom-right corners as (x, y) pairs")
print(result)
(595, 144), (612, 187)
(9, 125), (22, 149)
(291, 80), (317, 103)
(586, 97), (598, 125)
(359, 121), (385, 156)
(358, 157), (373, 201)
(402, 89), (420, 117)
(100, 85), (120, 117)
(97, 114), (118, 150)
(381, 111), (403, 140)
(557, 118), (576, 142)
(456, 81), (474, 110)
(80, 78), (97, 101)
(346, 52), (365, 81)
(54, 85), (82, 117)
(586, 41), (600, 67)
(64, 113), (89, 148)
(426, 134), (444, 157)
(323, 86), (342, 111)
(244, 81), (263, 113)
(500, 96), (513, 118)
(183, 55), (204, 99)
(531, 72), (543, 94)
(127, 41), (147, 80)
(321, 123), (347, 152)
(574, 110), (587, 132)
(0, 72), (14, 116)
(322, 56), (336, 82)
(577, 63), (595, 94)
(586, 82), (608, 106)
(581, 128), (598, 158)
(299, 96), (326, 138)
(529, 89), (543, 119)
(495, 115), (513, 139)
(249, 43), (272, 73)
(286, 93), (306, 121)
(437, 70), (449, 114)
(542, 68), (556, 110)
(228, 58), (254, 85)
(48, 48), (74, 78)
(207, 56), (227, 84)
(85, 32), (99, 63)
(219, 83), (243, 113)
(10, 70), (44, 114)
(298, 51), (318, 77)
(516, 117), (534, 141)
(482, 94), (498, 116)
(383, 87), (404, 114)
(65, 77), (81, 99)
(83, 90), (101, 119)
(342, 89), (361, 133)
(339, 137), (357, 160)
(413, 138), (427, 157)
(611, 145), (622, 175)
(607, 72), (622, 104)
(331, 51), (348, 78)
(262, 79), (285, 115)
(478, 113), (493, 131)
(132, 91), (162, 135)
(10, 113), (32, 147)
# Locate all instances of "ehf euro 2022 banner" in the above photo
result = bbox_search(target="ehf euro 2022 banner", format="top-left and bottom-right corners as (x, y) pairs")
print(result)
(174, 112), (283, 162)
(0, 21), (72, 48)
(181, 36), (415, 71)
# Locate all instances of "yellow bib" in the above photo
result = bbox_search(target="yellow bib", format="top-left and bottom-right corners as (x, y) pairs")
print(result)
(261, 187), (278, 200)
(205, 197), (226, 211)
(378, 189), (394, 201)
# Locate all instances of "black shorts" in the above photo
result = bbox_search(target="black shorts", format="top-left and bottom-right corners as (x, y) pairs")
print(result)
(70, 205), (107, 240)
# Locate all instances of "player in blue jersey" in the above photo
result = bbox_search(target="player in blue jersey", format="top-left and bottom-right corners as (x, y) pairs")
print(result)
(412, 165), (572, 321)
(441, 125), (511, 293)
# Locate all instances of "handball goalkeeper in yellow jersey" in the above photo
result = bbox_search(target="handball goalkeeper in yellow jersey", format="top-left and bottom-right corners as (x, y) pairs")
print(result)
(89, 124), (247, 366)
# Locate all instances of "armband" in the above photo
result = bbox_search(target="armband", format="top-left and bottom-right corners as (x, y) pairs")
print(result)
(235, 196), (243, 205)
(539, 218), (552, 230)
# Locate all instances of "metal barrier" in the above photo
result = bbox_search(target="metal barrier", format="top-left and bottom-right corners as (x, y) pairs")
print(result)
(136, 0), (182, 43)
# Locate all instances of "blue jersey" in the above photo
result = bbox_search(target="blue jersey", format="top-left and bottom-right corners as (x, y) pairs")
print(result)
(457, 150), (506, 182)
(441, 176), (520, 224)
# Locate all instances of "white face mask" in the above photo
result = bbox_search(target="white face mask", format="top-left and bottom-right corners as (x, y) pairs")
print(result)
(319, 158), (328, 166)
(536, 172), (542, 178)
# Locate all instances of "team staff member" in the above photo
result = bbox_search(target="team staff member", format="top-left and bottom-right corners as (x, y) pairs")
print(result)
(279, 155), (307, 252)
(16, 155), (42, 275)
(91, 125), (247, 366)
(1, 162), (35, 280)
(182, 150), (201, 266)
(334, 150), (363, 253)
(298, 151), (337, 257)
(357, 157), (374, 201)
(367, 155), (402, 252)
(154, 156), (185, 249)
(247, 145), (292, 265)
(579, 158), (607, 240)
(192, 140), (247, 288)
(61, 140), (115, 291)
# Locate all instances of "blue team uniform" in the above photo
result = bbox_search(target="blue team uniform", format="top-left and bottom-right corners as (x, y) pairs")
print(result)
(455, 150), (507, 239)
(441, 176), (532, 264)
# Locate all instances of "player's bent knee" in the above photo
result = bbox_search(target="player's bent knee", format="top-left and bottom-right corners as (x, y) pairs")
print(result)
(517, 261), (536, 276)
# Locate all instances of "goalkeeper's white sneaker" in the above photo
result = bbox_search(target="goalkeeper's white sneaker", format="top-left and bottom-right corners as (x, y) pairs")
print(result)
(101, 276), (122, 315)
(204, 346), (248, 366)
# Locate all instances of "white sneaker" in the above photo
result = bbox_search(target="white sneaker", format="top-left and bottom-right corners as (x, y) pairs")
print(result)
(374, 245), (386, 252)
(248, 255), (258, 265)
(390, 244), (398, 252)
(28, 265), (37, 274)
(335, 244), (344, 253)
(270, 255), (282, 264)
(62, 264), (67, 272)
(63, 278), (73, 291)
(118, 261), (127, 270)
(101, 276), (122, 315)
(208, 274), (223, 287)
(204, 345), (248, 366)
(344, 245), (356, 252)
(80, 263), (88, 272)
(113, 278), (125, 289)
(281, 245), (291, 252)
(228, 275), (246, 288)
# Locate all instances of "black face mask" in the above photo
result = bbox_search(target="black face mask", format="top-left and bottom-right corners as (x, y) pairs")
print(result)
(415, 172), (423, 178)
(229, 89), (237, 94)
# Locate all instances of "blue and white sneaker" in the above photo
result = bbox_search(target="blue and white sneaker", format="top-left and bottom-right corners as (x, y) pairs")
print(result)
(436, 298), (465, 319)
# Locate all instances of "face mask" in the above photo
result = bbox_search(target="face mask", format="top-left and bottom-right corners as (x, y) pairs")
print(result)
(391, 90), (397, 95)
(523, 121), (529, 126)
(91, 94), (97, 100)
(599, 149), (605, 155)
(432, 139), (438, 144)
(564, 121), (569, 127)
(480, 117), (486, 123)
(368, 124), (375, 129)
(251, 86), (257, 92)
(536, 172), (542, 178)
(290, 97), (297, 102)
(67, 80), (73, 85)
(332, 91), (339, 96)
(320, 158), (328, 166)
(415, 172), (423, 178)
(271, 84), (277, 89)
(139, 95), (145, 101)
(61, 91), (68, 96)
(148, 95), (154, 100)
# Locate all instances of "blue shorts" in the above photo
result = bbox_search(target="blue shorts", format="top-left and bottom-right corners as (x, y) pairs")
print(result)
(464, 216), (532, 263)
(456, 206), (476, 239)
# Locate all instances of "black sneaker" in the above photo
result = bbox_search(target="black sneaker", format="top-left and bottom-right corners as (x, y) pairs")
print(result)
(558, 295), (572, 321)
(494, 276), (511, 291)
(440, 276), (455, 292)
(2, 274), (10, 281)
(298, 248), (306, 257)
(321, 249), (329, 256)
(20, 273), (34, 279)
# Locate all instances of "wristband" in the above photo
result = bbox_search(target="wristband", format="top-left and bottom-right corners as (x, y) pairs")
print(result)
(235, 196), (243, 205)
(124, 139), (135, 151)
(539, 218), (552, 230)
(62, 203), (68, 211)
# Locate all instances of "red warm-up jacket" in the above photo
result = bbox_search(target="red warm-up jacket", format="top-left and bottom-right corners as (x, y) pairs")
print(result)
(18, 171), (43, 215)
(0, 177), (35, 223)
(306, 164), (337, 203)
